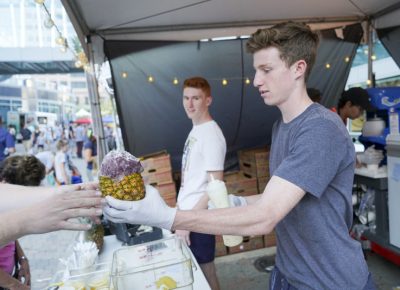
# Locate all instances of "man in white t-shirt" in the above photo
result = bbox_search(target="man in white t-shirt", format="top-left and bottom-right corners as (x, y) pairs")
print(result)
(176, 77), (226, 290)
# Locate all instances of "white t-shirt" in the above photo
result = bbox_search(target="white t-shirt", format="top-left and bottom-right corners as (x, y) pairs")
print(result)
(54, 151), (69, 183)
(35, 151), (54, 172)
(177, 120), (226, 210)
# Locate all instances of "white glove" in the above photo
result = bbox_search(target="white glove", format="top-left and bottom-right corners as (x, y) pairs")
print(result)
(208, 194), (247, 209)
(103, 185), (177, 230)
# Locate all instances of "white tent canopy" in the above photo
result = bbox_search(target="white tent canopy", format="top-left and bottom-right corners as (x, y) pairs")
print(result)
(60, 0), (400, 160)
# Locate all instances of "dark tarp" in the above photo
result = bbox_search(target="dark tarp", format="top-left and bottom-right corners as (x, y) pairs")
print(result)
(104, 24), (362, 170)
(377, 25), (400, 69)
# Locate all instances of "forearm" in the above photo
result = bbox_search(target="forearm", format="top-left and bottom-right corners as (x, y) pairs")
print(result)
(243, 194), (262, 205)
(173, 204), (274, 236)
(0, 184), (53, 213)
(192, 193), (209, 210)
(0, 209), (26, 247)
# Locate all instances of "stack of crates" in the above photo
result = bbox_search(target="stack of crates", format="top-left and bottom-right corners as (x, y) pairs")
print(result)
(238, 146), (270, 193)
(235, 146), (276, 252)
(140, 151), (176, 207)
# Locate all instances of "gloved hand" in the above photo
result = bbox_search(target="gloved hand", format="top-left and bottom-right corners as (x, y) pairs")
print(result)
(208, 194), (247, 209)
(103, 185), (177, 230)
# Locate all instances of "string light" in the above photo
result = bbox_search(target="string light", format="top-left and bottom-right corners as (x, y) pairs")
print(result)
(371, 55), (377, 61)
(325, 63), (331, 69)
(35, 0), (89, 72)
(245, 78), (251, 85)
(121, 72), (128, 78)
(222, 79), (228, 86)
(148, 75), (154, 83)
(173, 77), (179, 85)
(345, 57), (350, 63)
(366, 79), (372, 85)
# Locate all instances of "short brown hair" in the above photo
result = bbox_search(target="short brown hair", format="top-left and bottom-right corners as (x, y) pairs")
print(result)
(56, 139), (68, 150)
(246, 22), (319, 81)
(0, 155), (45, 186)
(183, 77), (211, 96)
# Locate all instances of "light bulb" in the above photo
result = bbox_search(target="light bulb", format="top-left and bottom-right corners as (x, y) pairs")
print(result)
(325, 63), (331, 69)
(56, 35), (65, 46)
(371, 55), (376, 60)
(148, 75), (154, 83)
(366, 79), (372, 85)
(35, 0), (45, 4)
(344, 57), (350, 63)
(60, 45), (67, 53)
(44, 18), (54, 29)
(222, 79), (228, 86)
(75, 60), (82, 68)
(173, 78), (179, 85)
(121, 72), (128, 78)
(245, 78), (251, 85)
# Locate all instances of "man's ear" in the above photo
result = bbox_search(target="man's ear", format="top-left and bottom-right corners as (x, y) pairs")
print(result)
(292, 60), (307, 79)
(206, 96), (212, 106)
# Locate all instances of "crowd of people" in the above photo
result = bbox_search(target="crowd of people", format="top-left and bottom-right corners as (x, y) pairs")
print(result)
(0, 21), (379, 290)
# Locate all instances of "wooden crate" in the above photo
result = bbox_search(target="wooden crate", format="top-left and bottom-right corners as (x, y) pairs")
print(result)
(142, 170), (173, 186)
(263, 231), (277, 247)
(227, 236), (264, 254)
(154, 182), (177, 207)
(257, 176), (270, 194)
(224, 171), (258, 196)
(238, 147), (270, 178)
(140, 151), (172, 175)
(215, 235), (227, 257)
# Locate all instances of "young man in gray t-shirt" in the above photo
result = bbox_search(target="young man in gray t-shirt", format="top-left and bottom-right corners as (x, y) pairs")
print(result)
(104, 22), (376, 289)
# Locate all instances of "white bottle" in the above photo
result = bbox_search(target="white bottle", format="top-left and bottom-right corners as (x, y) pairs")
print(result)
(207, 175), (243, 247)
(389, 108), (399, 135)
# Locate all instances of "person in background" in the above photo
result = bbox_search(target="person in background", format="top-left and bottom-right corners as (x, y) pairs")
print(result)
(20, 124), (32, 154)
(7, 125), (16, 142)
(0, 118), (15, 162)
(35, 150), (55, 186)
(173, 77), (225, 290)
(0, 182), (102, 247)
(74, 124), (85, 159)
(307, 87), (322, 103)
(334, 87), (374, 124)
(84, 129), (98, 182)
(0, 155), (45, 290)
(104, 22), (377, 290)
(54, 139), (70, 185)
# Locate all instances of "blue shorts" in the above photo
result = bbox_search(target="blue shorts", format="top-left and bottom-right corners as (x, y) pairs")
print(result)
(189, 232), (215, 264)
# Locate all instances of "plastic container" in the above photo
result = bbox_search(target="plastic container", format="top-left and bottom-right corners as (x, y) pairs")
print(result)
(44, 262), (111, 290)
(110, 236), (194, 290)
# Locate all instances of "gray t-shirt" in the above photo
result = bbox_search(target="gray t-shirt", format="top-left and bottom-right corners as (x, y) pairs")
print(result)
(270, 103), (369, 289)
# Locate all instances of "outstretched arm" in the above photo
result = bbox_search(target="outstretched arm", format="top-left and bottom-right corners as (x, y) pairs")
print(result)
(0, 184), (102, 247)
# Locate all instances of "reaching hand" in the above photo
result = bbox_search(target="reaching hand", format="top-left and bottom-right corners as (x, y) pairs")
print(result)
(103, 185), (177, 230)
(25, 186), (103, 234)
(208, 194), (247, 209)
(175, 230), (191, 246)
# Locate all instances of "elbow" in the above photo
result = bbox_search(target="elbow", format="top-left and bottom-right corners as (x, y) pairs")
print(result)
(251, 204), (279, 235)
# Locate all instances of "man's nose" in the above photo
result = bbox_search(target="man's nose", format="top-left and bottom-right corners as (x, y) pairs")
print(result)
(253, 72), (261, 87)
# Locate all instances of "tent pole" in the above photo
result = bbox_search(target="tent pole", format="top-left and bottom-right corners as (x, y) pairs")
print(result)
(85, 35), (107, 163)
(367, 19), (374, 87)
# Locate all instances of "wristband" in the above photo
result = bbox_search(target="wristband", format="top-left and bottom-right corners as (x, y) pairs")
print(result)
(18, 255), (28, 263)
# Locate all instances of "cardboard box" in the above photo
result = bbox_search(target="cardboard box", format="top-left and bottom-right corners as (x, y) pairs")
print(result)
(215, 235), (227, 257)
(142, 170), (174, 186)
(257, 176), (270, 194)
(140, 151), (172, 175)
(263, 231), (277, 247)
(224, 171), (258, 196)
(238, 147), (270, 178)
(227, 236), (264, 254)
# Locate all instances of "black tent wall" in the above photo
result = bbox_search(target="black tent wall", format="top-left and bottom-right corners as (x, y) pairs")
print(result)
(377, 25), (400, 69)
(104, 24), (362, 171)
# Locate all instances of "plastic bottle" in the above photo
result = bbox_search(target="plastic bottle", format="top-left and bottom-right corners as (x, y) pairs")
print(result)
(207, 175), (243, 247)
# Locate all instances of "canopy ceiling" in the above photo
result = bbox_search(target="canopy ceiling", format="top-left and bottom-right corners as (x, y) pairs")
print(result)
(61, 0), (400, 163)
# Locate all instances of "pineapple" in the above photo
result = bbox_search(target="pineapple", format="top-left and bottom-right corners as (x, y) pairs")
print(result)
(99, 173), (145, 201)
